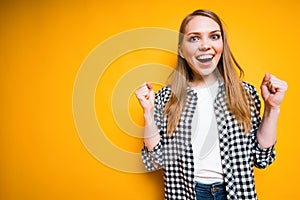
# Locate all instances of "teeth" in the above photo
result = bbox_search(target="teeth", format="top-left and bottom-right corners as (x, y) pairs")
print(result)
(197, 55), (213, 59)
(196, 55), (213, 63)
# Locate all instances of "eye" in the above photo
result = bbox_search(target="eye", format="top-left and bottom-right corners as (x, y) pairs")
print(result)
(188, 36), (199, 42)
(210, 34), (221, 40)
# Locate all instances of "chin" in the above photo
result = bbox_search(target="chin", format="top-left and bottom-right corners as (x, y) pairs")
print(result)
(198, 68), (217, 76)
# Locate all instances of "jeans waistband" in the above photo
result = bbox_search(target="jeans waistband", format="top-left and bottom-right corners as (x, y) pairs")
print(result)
(195, 182), (225, 193)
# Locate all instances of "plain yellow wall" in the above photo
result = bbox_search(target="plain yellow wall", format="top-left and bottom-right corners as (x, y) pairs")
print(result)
(1, 0), (299, 199)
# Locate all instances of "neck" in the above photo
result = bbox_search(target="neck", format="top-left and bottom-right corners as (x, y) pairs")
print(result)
(189, 73), (217, 89)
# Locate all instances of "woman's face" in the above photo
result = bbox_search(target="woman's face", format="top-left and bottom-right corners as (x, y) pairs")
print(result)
(179, 15), (223, 82)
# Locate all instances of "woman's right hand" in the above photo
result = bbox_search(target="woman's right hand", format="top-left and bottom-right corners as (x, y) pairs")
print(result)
(135, 82), (155, 114)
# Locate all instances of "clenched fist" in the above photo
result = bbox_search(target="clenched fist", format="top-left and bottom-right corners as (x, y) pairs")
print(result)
(261, 73), (288, 109)
(135, 82), (155, 114)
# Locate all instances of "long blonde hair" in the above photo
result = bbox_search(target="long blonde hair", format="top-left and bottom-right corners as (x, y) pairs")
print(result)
(164, 9), (252, 136)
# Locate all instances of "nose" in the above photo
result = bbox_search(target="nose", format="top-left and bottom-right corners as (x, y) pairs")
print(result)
(199, 38), (211, 51)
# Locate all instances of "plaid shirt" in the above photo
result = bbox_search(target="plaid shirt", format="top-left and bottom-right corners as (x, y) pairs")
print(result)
(142, 81), (276, 200)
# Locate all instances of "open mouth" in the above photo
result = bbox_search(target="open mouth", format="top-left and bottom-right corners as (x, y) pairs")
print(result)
(196, 55), (214, 63)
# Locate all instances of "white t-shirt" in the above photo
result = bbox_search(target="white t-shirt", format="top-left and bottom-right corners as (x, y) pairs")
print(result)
(191, 81), (224, 184)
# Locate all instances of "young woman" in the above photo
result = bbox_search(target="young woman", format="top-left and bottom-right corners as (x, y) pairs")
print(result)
(135, 9), (287, 200)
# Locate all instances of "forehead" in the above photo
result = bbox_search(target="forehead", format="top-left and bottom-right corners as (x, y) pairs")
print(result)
(185, 15), (221, 34)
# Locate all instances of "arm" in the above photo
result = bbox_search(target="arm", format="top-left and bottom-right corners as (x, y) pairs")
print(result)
(135, 82), (160, 150)
(136, 82), (164, 170)
(257, 73), (288, 148)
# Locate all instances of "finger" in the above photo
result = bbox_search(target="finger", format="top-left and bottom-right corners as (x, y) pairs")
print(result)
(146, 82), (153, 91)
(261, 72), (271, 86)
(267, 81), (276, 94)
(269, 74), (288, 89)
(136, 82), (149, 92)
(261, 73), (272, 98)
(136, 91), (150, 101)
(268, 80), (288, 93)
(143, 82), (151, 100)
(135, 82), (151, 100)
(264, 73), (280, 93)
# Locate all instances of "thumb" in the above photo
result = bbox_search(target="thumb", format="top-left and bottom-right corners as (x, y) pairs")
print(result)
(262, 72), (271, 85)
(146, 82), (153, 91)
(145, 82), (155, 101)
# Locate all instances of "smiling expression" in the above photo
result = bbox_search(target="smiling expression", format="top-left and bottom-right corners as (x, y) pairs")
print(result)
(179, 15), (223, 83)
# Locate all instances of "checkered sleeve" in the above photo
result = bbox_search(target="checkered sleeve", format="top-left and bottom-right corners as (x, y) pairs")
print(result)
(141, 140), (164, 171)
(244, 82), (276, 169)
(253, 140), (276, 169)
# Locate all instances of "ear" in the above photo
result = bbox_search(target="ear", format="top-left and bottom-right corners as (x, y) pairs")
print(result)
(178, 45), (185, 59)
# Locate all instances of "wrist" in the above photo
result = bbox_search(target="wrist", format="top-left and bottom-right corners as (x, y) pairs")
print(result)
(264, 105), (280, 114)
(143, 111), (154, 126)
(262, 105), (280, 122)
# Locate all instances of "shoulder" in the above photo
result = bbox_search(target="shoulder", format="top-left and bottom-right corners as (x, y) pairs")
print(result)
(155, 85), (171, 99)
(242, 81), (261, 107)
(242, 81), (259, 97)
(155, 86), (172, 106)
(242, 81), (256, 91)
(156, 85), (171, 94)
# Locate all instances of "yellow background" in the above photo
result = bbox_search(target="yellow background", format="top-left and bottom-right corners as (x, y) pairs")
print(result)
(1, 0), (299, 199)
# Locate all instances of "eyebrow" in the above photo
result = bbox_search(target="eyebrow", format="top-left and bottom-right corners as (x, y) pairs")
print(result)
(186, 30), (221, 36)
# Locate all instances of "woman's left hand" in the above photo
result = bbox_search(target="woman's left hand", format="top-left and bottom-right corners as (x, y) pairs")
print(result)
(260, 73), (288, 109)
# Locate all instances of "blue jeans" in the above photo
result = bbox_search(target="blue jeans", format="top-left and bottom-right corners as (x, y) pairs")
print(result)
(195, 182), (227, 200)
